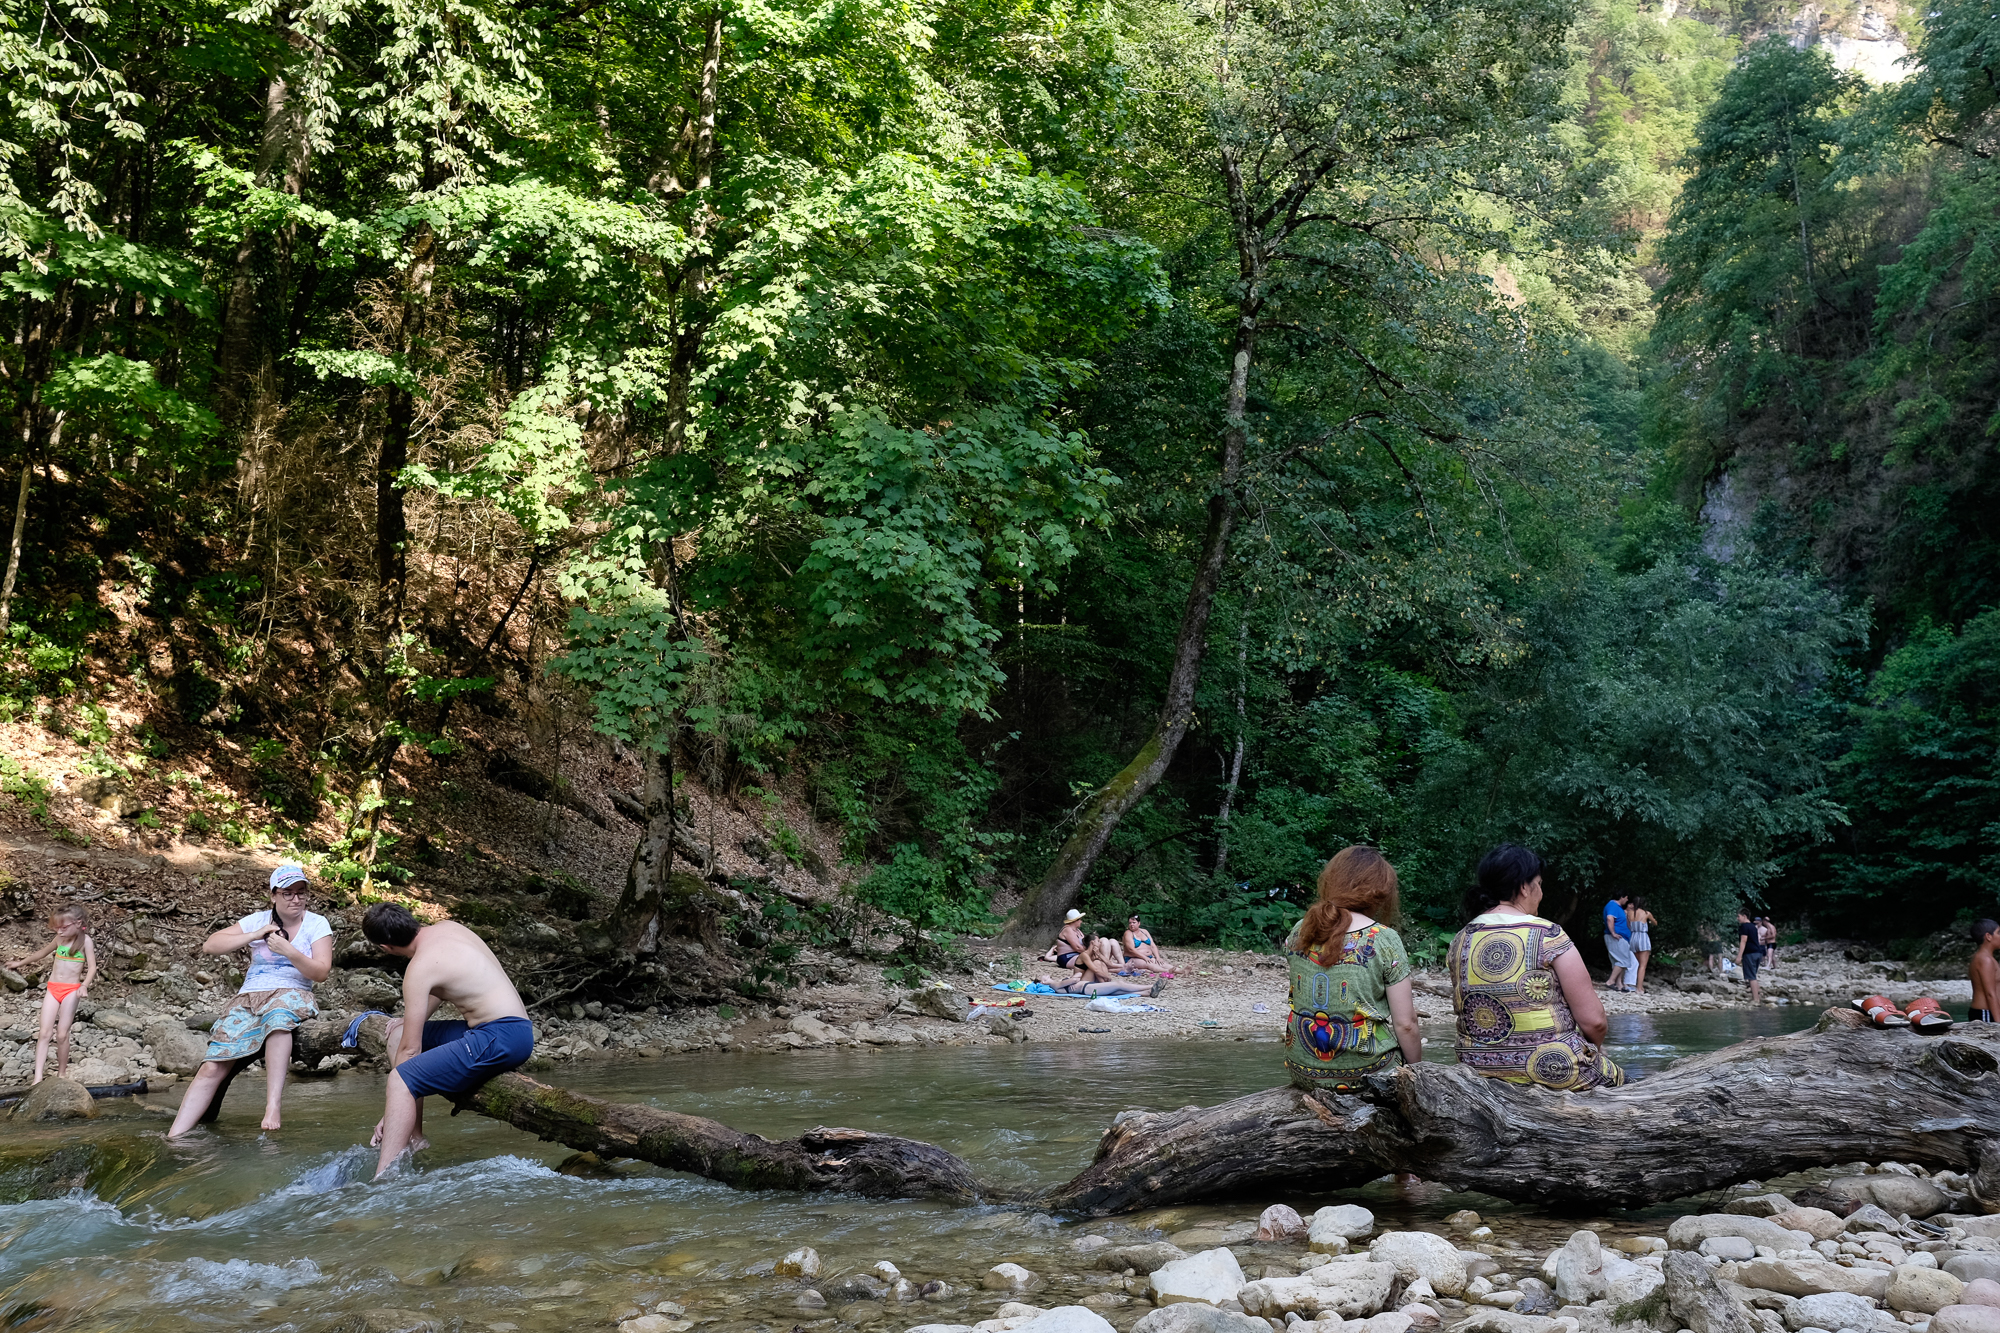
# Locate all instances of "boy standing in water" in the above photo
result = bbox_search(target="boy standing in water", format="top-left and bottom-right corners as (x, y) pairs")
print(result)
(5, 906), (97, 1083)
(1970, 919), (1999, 1022)
(362, 903), (536, 1178)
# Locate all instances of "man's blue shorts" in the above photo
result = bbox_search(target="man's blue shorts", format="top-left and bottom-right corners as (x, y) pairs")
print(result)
(396, 1016), (535, 1098)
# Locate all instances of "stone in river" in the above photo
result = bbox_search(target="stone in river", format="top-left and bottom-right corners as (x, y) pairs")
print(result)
(1933, 1308), (2000, 1333)
(921, 1283), (956, 1301)
(1258, 1205), (1308, 1243)
(1728, 1195), (1798, 1218)
(1400, 1304), (1442, 1328)
(352, 1312), (438, 1333)
(1368, 1231), (1467, 1297)
(1846, 1206), (1905, 1235)
(1663, 1251), (1757, 1333)
(1350, 1312), (1415, 1333)
(904, 1326), (978, 1333)
(1703, 1238), (1759, 1263)
(1889, 1266), (1965, 1314)
(1150, 1248), (1248, 1306)
(1548, 1230), (1607, 1304)
(1669, 1216), (1816, 1254)
(1008, 1308), (1119, 1333)
(984, 1264), (1046, 1293)
(1511, 1278), (1557, 1315)
(1312, 1206), (1376, 1248)
(1237, 1261), (1398, 1318)
(1099, 1244), (1190, 1273)
(1784, 1291), (1878, 1331)
(777, 1247), (823, 1278)
(1770, 1209), (1848, 1243)
(1132, 1300), (1274, 1333)
(796, 1291), (829, 1309)
(1830, 1177), (1951, 1221)
(1450, 1311), (1560, 1333)
(874, 1261), (903, 1281)
(1172, 1223), (1258, 1251)
(10, 1076), (96, 1121)
(1736, 1258), (1891, 1299)
(619, 1319), (692, 1333)
(1446, 1210), (1483, 1233)
(1966, 1282), (2000, 1310)
(1071, 1236), (1113, 1254)
(1948, 1259), (2000, 1287)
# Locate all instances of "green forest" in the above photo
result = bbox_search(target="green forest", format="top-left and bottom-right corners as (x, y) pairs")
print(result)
(1, 0), (1995, 961)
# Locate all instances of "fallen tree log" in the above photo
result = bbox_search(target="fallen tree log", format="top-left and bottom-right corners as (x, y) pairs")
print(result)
(1041, 1010), (2000, 1214)
(279, 1006), (2000, 1214)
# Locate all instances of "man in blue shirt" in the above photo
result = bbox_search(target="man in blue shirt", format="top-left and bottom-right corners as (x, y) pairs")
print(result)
(1603, 894), (1635, 992)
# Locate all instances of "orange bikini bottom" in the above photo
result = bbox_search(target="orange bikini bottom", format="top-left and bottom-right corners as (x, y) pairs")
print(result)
(47, 982), (81, 1003)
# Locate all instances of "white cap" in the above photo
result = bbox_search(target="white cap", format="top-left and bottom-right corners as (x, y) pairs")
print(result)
(1064, 908), (1083, 922)
(270, 863), (308, 890)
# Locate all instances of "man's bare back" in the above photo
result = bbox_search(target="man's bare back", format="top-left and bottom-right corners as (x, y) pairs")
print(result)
(401, 920), (529, 1027)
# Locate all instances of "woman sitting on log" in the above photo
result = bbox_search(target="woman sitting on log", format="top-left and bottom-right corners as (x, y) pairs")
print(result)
(1282, 846), (1422, 1091)
(1448, 845), (1623, 1091)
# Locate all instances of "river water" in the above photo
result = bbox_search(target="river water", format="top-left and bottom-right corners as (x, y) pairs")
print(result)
(0, 1005), (1826, 1333)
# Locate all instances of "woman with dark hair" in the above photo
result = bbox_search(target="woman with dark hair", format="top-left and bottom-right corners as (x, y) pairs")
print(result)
(1282, 846), (1422, 1091)
(1448, 845), (1623, 1091)
(1629, 897), (1657, 993)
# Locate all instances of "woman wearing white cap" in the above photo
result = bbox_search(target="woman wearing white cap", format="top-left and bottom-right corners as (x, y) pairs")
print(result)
(168, 863), (334, 1136)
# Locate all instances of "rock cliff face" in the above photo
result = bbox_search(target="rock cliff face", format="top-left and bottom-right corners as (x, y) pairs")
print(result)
(1672, 0), (1911, 84)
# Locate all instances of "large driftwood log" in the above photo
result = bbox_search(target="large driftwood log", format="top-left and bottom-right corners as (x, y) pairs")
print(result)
(1042, 1011), (2000, 1214)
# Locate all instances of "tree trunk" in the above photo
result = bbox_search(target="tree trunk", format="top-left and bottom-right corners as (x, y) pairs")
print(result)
(1213, 599), (1252, 877)
(0, 459), (31, 635)
(612, 743), (677, 952)
(297, 1009), (2000, 1213)
(997, 285), (1259, 946)
(1042, 1009), (2000, 1214)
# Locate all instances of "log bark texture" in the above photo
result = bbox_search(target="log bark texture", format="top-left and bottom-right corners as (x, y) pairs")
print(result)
(1041, 1012), (2000, 1214)
(452, 1071), (981, 1200)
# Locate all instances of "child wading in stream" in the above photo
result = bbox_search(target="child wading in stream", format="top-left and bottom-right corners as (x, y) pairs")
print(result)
(5, 905), (98, 1083)
(1970, 919), (1999, 1022)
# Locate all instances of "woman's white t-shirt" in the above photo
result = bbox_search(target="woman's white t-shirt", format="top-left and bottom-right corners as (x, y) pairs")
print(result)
(237, 909), (332, 992)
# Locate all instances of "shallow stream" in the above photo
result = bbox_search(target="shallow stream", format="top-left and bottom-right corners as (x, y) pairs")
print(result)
(0, 1005), (1829, 1333)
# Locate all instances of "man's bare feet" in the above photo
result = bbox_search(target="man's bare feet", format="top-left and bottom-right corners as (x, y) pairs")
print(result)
(261, 1113), (282, 1131)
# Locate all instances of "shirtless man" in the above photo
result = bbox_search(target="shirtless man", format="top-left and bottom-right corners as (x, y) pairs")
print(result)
(362, 903), (535, 1179)
(1970, 919), (1999, 1023)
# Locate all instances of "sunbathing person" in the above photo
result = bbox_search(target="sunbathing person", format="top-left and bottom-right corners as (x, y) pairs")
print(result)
(1032, 965), (1160, 998)
(1123, 915), (1174, 975)
(1040, 908), (1091, 969)
(1088, 932), (1153, 976)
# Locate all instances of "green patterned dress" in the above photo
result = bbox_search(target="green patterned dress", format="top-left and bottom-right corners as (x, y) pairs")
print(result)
(1447, 912), (1624, 1091)
(1283, 920), (1412, 1091)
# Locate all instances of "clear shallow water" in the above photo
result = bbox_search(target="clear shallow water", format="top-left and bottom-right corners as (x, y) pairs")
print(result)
(0, 1007), (1825, 1333)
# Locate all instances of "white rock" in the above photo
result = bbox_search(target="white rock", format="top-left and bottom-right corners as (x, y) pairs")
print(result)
(1071, 1236), (1113, 1254)
(778, 1247), (823, 1278)
(1889, 1269), (1966, 1315)
(1784, 1293), (1880, 1332)
(1737, 1259), (1892, 1300)
(1238, 1262), (1399, 1319)
(1349, 1313), (1415, 1333)
(1313, 1207), (1377, 1249)
(1607, 1265), (1665, 1308)
(1131, 1302), (1275, 1333)
(1549, 1231), (1607, 1304)
(985, 1265), (1046, 1293)
(1705, 1239), (1760, 1263)
(904, 1325), (978, 1333)
(1260, 1206), (1309, 1243)
(1152, 1249), (1249, 1307)
(1008, 1308), (1119, 1333)
(1672, 1217), (1818, 1255)
(1369, 1232), (1468, 1298)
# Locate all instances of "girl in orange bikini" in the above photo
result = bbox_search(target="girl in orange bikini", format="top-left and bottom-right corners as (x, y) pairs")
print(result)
(6, 905), (97, 1084)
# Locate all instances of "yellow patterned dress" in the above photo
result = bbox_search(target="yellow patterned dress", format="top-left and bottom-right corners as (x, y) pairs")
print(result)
(1283, 921), (1411, 1092)
(1448, 912), (1624, 1091)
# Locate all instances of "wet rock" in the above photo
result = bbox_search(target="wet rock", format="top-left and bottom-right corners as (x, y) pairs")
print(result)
(10, 1077), (97, 1121)
(1099, 1245), (1191, 1273)
(1400, 1304), (1441, 1328)
(1260, 1206), (1308, 1243)
(1735, 1258), (1891, 1299)
(1964, 1281), (2000, 1309)
(778, 1247), (824, 1278)
(1770, 1210), (1848, 1243)
(1512, 1279), (1557, 1316)
(797, 1290), (828, 1309)
(1783, 1292), (1878, 1331)
(1946, 1259), (2000, 1286)
(1450, 1311), (1560, 1333)
(904, 1325), (977, 1333)
(1728, 1196), (1798, 1218)
(144, 1019), (207, 1075)
(1613, 1238), (1667, 1256)
(921, 1282), (955, 1302)
(1608, 1263), (1664, 1308)
(620, 1318), (692, 1333)
(1172, 1223), (1258, 1250)
(874, 1261), (903, 1281)
(985, 1264), (1045, 1293)
(1703, 1238), (1759, 1263)
(840, 1276), (892, 1300)
(1237, 1260), (1398, 1318)
(1008, 1308), (1118, 1333)
(1662, 1250), (1757, 1333)
(1846, 1206), (1904, 1234)
(1888, 1267), (1965, 1314)
(1131, 1302), (1273, 1333)
(1446, 1210), (1483, 1233)
(1369, 1232), (1467, 1297)
(1670, 1217), (1816, 1254)
(892, 1279), (919, 1301)
(1071, 1236), (1112, 1254)
(1151, 1248), (1248, 1307)
(1081, 1293), (1129, 1310)
(345, 1312), (437, 1333)
(1931, 1309), (2000, 1333)
(1312, 1206), (1377, 1249)
(1832, 1177), (1951, 1221)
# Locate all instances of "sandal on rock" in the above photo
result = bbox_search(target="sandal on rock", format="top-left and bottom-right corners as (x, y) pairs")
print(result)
(1859, 994), (1911, 1028)
(1905, 997), (1954, 1034)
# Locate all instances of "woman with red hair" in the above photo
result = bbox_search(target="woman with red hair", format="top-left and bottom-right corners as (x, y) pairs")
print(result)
(1282, 846), (1423, 1091)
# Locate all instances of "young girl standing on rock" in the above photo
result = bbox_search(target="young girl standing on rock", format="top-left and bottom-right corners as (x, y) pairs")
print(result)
(5, 905), (97, 1084)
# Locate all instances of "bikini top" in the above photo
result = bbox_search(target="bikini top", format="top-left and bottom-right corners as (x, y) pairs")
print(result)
(53, 941), (84, 961)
